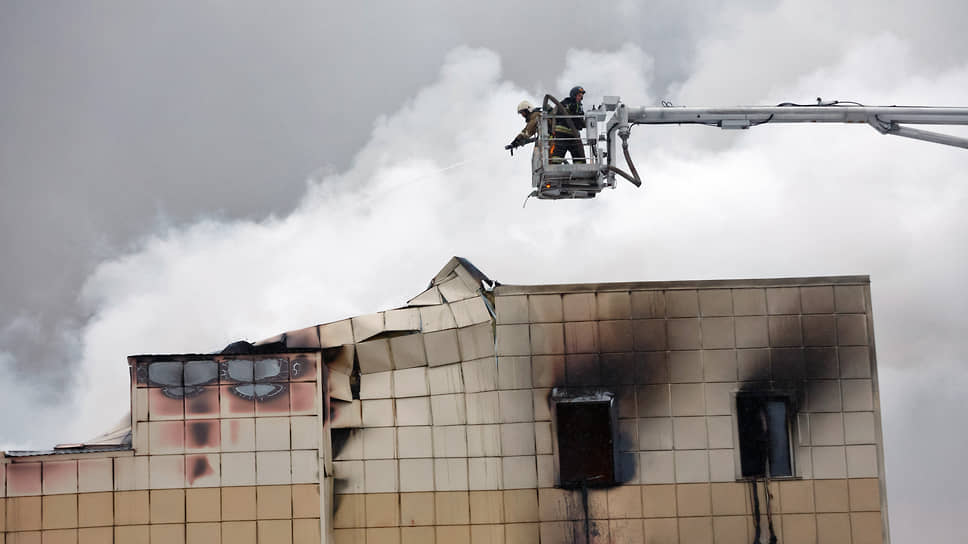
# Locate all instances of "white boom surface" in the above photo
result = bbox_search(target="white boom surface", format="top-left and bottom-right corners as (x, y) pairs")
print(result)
(623, 104), (968, 149)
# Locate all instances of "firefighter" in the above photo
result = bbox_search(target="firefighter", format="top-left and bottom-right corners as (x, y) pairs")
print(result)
(508, 100), (540, 150)
(550, 86), (586, 164)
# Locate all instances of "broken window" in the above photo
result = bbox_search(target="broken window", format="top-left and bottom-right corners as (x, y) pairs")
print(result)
(736, 394), (793, 478)
(551, 389), (617, 488)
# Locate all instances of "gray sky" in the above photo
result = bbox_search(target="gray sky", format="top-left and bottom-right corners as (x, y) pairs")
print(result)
(2, 1), (967, 540)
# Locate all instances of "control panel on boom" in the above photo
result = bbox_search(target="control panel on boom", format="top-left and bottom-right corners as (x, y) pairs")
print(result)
(526, 95), (968, 201)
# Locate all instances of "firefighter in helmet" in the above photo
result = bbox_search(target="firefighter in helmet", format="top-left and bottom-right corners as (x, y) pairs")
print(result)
(508, 100), (541, 150)
(550, 86), (587, 164)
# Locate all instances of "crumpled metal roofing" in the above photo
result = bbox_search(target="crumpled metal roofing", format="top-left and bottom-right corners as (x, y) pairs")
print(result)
(4, 414), (132, 457)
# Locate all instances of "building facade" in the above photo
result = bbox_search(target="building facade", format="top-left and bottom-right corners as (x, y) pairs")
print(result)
(0, 257), (889, 543)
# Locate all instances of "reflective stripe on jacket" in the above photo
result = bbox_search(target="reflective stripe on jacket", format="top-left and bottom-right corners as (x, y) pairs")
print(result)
(552, 96), (585, 136)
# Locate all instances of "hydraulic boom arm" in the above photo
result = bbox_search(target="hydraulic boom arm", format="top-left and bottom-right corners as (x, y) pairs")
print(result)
(621, 103), (968, 149)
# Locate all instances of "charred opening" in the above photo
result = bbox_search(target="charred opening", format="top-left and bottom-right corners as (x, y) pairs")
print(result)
(736, 393), (793, 478)
(552, 388), (617, 488)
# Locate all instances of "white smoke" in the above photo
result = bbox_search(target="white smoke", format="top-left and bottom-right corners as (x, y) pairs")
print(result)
(4, 38), (967, 541)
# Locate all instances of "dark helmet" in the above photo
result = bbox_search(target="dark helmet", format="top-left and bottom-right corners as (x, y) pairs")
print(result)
(569, 86), (586, 99)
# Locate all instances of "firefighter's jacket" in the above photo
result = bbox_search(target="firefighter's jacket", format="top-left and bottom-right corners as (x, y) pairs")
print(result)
(518, 109), (542, 139)
(552, 97), (585, 137)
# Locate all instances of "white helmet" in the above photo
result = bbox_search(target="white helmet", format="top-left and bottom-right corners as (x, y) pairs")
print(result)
(516, 100), (533, 113)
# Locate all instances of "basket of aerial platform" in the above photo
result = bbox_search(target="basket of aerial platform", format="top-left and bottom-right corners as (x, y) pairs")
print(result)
(530, 94), (625, 200)
(527, 95), (968, 202)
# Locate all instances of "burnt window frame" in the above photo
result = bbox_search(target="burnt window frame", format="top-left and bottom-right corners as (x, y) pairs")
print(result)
(550, 387), (618, 488)
(731, 390), (799, 480)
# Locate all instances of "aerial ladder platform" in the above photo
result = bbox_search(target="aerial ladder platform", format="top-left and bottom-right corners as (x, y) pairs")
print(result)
(527, 95), (968, 200)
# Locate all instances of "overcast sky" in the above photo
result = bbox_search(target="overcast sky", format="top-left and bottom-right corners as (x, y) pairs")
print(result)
(2, 1), (967, 540)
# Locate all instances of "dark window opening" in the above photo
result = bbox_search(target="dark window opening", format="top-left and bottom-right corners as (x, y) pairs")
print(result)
(554, 392), (617, 488)
(737, 394), (793, 478)
(350, 349), (361, 400)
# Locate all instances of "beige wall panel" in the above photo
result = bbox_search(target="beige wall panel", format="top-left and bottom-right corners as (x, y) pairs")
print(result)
(437, 524), (474, 543)
(40, 529), (77, 544)
(6, 532), (41, 544)
(149, 489), (185, 524)
(332, 528), (365, 543)
(528, 295), (564, 323)
(113, 491), (149, 526)
(114, 524), (149, 544)
(642, 517), (678, 543)
(332, 495), (364, 529)
(710, 483), (748, 517)
(698, 290), (732, 317)
(150, 524), (185, 544)
(256, 485), (292, 520)
(364, 493), (399, 528)
(462, 359), (498, 393)
(468, 490), (503, 525)
(76, 527), (111, 544)
(220, 521), (257, 544)
(816, 512), (850, 542)
(676, 483), (712, 517)
(221, 487), (256, 521)
(186, 522), (220, 544)
(779, 480), (815, 514)
(678, 516), (713, 544)
(665, 290), (699, 317)
(400, 492), (434, 527)
(499, 356), (533, 391)
(220, 453), (256, 487)
(76, 493), (111, 528)
(597, 292), (631, 320)
(781, 513), (817, 544)
(607, 485), (643, 519)
(7, 464), (42, 497)
(667, 318), (701, 350)
(562, 293), (595, 321)
(113, 458), (149, 492)
(365, 527), (400, 543)
(257, 519), (293, 543)
(712, 516), (748, 544)
(529, 324), (563, 356)
(496, 295), (529, 324)
(502, 489), (539, 523)
(674, 449), (709, 482)
(633, 319), (666, 352)
(468, 524), (503, 544)
(41, 462), (77, 496)
(185, 488), (220, 523)
(631, 290), (666, 318)
(7, 496), (42, 531)
(495, 325), (530, 357)
(813, 479), (849, 513)
(848, 478), (882, 512)
(292, 518), (321, 544)
(642, 485), (677, 518)
(40, 494), (76, 530)
(148, 454), (185, 489)
(434, 491), (470, 525)
(291, 484), (320, 519)
(75, 459), (112, 494)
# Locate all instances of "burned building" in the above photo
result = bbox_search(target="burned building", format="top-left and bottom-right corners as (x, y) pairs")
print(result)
(0, 257), (889, 543)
